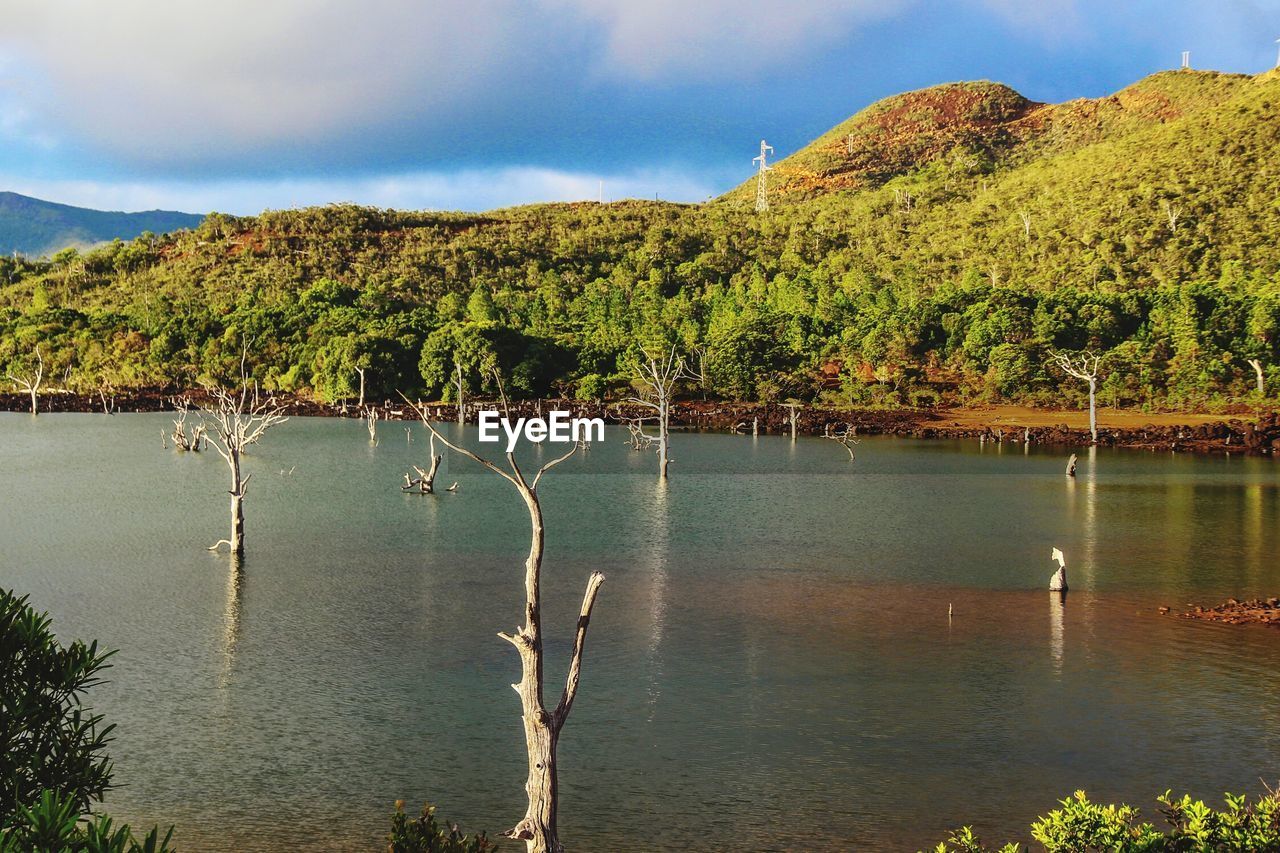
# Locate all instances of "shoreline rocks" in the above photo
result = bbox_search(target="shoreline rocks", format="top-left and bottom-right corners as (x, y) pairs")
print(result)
(2, 389), (1276, 456)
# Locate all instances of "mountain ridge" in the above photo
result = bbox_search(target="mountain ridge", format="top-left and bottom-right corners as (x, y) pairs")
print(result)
(0, 191), (204, 258)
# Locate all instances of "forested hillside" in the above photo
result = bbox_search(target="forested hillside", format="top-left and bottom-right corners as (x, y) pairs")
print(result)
(3, 69), (1280, 410)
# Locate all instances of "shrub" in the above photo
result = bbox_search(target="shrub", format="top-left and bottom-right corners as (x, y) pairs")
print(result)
(386, 801), (496, 853)
(1, 588), (174, 850)
(928, 788), (1280, 852)
(0, 589), (115, 819)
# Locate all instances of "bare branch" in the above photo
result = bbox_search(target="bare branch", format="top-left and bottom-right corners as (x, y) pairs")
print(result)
(554, 571), (606, 729)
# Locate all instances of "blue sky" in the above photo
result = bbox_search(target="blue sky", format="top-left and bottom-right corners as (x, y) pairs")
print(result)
(0, 0), (1277, 214)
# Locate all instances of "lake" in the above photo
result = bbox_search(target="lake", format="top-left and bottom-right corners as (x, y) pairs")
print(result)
(2, 413), (1279, 851)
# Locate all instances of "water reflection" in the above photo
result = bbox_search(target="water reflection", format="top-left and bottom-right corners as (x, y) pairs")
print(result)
(217, 554), (244, 692)
(1049, 591), (1065, 673)
(643, 479), (670, 718)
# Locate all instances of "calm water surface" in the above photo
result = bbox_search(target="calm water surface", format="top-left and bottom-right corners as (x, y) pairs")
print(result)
(2, 413), (1279, 851)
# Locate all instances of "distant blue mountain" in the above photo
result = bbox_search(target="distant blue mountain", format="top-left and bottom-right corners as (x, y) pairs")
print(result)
(0, 191), (204, 257)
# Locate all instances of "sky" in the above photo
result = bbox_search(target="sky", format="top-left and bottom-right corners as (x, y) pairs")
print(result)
(0, 0), (1278, 215)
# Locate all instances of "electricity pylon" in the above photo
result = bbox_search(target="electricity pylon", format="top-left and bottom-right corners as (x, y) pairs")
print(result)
(753, 139), (774, 213)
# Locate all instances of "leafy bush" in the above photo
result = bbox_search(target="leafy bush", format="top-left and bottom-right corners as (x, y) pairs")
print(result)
(929, 788), (1280, 852)
(0, 588), (115, 818)
(0, 790), (174, 853)
(386, 801), (496, 853)
(1, 588), (175, 851)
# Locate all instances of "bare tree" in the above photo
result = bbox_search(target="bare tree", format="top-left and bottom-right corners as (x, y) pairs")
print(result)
(6, 343), (43, 415)
(356, 366), (367, 408)
(199, 386), (289, 555)
(1050, 350), (1102, 443)
(453, 361), (466, 424)
(1246, 358), (1265, 395)
(782, 402), (801, 441)
(403, 392), (604, 853)
(823, 423), (860, 461)
(170, 398), (206, 451)
(1162, 199), (1182, 234)
(402, 431), (444, 494)
(624, 344), (698, 480)
(366, 407), (379, 445)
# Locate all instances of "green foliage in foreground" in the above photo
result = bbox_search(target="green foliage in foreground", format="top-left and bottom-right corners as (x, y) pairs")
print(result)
(0, 589), (116, 818)
(0, 790), (174, 853)
(1, 589), (175, 852)
(931, 789), (1280, 852)
(387, 801), (497, 853)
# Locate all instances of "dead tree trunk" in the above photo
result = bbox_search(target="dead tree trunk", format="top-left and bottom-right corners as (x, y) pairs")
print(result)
(356, 367), (366, 408)
(625, 344), (697, 481)
(454, 362), (466, 424)
(1065, 453), (1077, 477)
(200, 385), (288, 556)
(402, 432), (444, 494)
(1247, 358), (1265, 395)
(6, 343), (43, 416)
(784, 403), (800, 441)
(1050, 351), (1101, 444)
(405, 393), (604, 853)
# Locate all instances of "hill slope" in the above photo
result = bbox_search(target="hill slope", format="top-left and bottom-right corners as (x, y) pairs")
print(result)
(722, 70), (1257, 204)
(2, 69), (1280, 410)
(0, 192), (204, 257)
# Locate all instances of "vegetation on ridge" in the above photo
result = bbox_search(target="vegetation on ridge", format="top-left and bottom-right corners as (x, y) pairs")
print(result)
(3, 70), (1280, 411)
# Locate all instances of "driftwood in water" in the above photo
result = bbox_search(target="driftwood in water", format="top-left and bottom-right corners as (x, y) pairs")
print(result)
(402, 432), (444, 494)
(1065, 453), (1077, 477)
(404, 390), (604, 853)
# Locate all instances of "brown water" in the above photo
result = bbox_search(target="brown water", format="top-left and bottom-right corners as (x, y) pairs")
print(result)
(1, 413), (1279, 851)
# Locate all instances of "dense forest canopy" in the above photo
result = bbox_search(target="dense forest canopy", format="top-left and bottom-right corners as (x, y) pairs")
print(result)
(3, 69), (1280, 410)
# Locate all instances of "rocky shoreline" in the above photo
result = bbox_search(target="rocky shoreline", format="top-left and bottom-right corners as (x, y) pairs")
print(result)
(1174, 598), (1280, 627)
(3, 388), (1279, 455)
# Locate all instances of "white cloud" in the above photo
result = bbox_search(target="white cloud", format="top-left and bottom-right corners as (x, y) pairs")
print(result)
(549, 0), (906, 79)
(0, 0), (525, 164)
(0, 0), (916, 168)
(0, 167), (721, 215)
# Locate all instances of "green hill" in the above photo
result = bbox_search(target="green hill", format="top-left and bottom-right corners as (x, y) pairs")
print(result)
(0, 192), (204, 258)
(2, 69), (1280, 410)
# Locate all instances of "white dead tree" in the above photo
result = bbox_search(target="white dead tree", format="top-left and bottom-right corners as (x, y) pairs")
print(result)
(356, 366), (367, 408)
(6, 343), (43, 415)
(1161, 199), (1182, 234)
(624, 344), (698, 480)
(1050, 350), (1101, 443)
(1246, 358), (1265, 395)
(782, 402), (801, 441)
(823, 423), (861, 461)
(403, 391), (604, 853)
(402, 431), (444, 494)
(200, 386), (289, 555)
(365, 407), (379, 445)
(453, 361), (466, 424)
(170, 397), (206, 452)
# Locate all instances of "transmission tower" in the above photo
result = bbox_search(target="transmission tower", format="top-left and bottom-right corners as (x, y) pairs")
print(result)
(753, 139), (774, 213)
